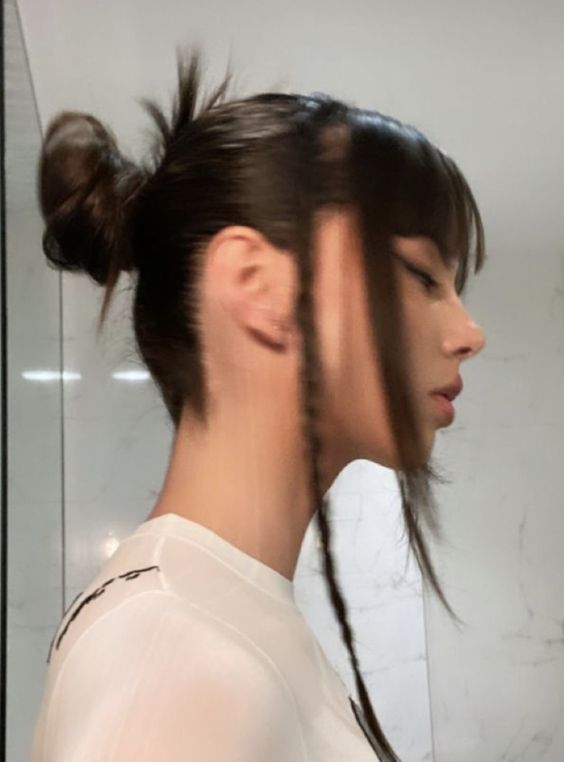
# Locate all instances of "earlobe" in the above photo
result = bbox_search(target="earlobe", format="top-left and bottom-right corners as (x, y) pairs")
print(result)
(251, 304), (288, 349)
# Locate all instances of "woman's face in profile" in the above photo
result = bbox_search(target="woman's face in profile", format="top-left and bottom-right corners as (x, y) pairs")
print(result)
(313, 210), (487, 471)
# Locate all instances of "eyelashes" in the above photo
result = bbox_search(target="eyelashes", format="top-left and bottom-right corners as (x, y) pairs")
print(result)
(400, 260), (439, 293)
(412, 267), (438, 292)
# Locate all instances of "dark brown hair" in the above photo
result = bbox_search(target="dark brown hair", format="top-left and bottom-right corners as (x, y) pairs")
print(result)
(37, 47), (485, 761)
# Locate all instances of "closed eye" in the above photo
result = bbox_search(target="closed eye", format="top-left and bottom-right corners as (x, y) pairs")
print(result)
(400, 260), (439, 292)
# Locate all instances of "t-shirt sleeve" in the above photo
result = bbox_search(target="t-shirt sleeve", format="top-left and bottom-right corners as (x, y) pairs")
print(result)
(43, 594), (306, 762)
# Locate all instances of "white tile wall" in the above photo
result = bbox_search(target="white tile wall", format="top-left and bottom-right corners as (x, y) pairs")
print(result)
(6, 2), (64, 760)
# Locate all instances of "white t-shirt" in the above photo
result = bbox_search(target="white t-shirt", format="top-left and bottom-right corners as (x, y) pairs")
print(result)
(29, 512), (383, 761)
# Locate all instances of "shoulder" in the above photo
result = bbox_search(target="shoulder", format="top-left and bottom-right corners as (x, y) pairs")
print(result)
(45, 591), (308, 761)
(63, 589), (292, 697)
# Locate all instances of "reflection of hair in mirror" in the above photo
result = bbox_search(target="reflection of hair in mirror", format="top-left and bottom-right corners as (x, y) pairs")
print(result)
(37, 47), (486, 762)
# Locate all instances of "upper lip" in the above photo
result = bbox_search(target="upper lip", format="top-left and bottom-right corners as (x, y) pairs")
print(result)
(432, 375), (463, 402)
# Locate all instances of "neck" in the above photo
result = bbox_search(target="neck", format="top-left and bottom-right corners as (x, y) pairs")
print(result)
(147, 392), (335, 582)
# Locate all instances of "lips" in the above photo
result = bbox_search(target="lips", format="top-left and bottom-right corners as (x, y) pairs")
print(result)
(431, 375), (463, 402)
(431, 391), (456, 422)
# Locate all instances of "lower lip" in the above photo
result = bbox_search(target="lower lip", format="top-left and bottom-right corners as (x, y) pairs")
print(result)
(431, 393), (455, 423)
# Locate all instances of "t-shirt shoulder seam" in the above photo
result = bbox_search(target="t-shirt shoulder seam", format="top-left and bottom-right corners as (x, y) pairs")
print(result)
(54, 586), (309, 761)
(48, 533), (171, 662)
(42, 588), (181, 759)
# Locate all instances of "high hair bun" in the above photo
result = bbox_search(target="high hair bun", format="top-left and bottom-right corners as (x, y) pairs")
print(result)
(38, 111), (146, 286)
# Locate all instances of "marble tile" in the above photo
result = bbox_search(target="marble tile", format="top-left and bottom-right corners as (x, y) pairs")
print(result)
(295, 461), (433, 761)
(5, 3), (64, 760)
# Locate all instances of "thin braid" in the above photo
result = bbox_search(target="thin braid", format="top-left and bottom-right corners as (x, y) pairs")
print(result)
(292, 111), (401, 762)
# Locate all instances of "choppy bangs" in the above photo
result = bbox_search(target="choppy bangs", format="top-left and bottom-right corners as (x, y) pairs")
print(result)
(346, 109), (486, 296)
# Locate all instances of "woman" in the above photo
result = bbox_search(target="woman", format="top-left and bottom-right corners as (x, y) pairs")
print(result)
(30, 49), (486, 762)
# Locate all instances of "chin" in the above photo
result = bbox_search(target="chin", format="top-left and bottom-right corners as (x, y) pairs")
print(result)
(352, 417), (436, 470)
(379, 436), (436, 471)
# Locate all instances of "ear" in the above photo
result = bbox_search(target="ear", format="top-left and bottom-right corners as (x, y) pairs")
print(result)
(206, 225), (295, 349)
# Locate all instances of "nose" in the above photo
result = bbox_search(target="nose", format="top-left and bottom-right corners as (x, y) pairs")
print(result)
(445, 308), (486, 360)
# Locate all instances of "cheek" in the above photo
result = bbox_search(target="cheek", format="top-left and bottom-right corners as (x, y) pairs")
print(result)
(401, 305), (437, 394)
(336, 288), (438, 466)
